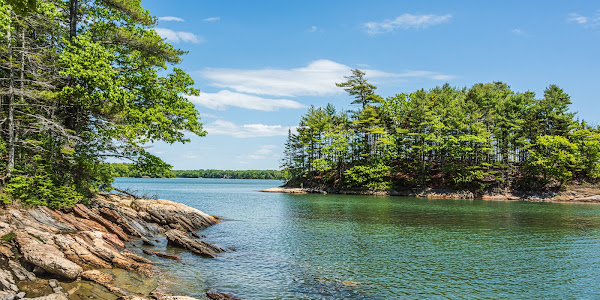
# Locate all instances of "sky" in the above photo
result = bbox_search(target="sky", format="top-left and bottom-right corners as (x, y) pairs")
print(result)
(142, 0), (600, 170)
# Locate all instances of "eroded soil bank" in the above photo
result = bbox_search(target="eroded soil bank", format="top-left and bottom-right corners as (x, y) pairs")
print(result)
(0, 193), (235, 300)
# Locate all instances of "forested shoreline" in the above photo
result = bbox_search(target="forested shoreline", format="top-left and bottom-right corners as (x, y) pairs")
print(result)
(111, 163), (284, 180)
(0, 0), (202, 207)
(282, 70), (600, 193)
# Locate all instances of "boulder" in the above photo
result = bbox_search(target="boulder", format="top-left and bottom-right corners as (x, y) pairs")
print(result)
(15, 233), (82, 280)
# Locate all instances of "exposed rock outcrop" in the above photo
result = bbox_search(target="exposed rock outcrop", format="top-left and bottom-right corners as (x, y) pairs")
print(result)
(15, 233), (83, 280)
(0, 193), (222, 299)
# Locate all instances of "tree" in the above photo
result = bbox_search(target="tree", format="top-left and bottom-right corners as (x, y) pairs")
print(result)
(336, 69), (381, 110)
(0, 0), (205, 207)
(282, 81), (595, 192)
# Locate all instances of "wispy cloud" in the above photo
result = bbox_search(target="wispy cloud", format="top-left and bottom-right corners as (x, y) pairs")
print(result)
(309, 25), (318, 32)
(204, 120), (294, 138)
(187, 90), (306, 111)
(238, 145), (280, 161)
(158, 16), (184, 22)
(203, 17), (221, 22)
(199, 59), (454, 98)
(155, 28), (202, 43)
(511, 28), (532, 37)
(199, 112), (220, 119)
(567, 12), (600, 27)
(364, 13), (452, 34)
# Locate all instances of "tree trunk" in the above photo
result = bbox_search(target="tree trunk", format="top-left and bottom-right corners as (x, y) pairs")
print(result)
(69, 0), (78, 41)
(6, 24), (15, 179)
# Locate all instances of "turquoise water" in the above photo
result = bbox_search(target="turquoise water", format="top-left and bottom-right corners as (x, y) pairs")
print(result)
(113, 178), (600, 299)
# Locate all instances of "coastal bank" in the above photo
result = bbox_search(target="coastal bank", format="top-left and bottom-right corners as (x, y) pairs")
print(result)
(0, 193), (235, 300)
(262, 185), (600, 203)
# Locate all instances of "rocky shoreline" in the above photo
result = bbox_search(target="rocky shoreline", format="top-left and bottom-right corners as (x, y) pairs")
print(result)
(262, 186), (600, 203)
(0, 193), (235, 300)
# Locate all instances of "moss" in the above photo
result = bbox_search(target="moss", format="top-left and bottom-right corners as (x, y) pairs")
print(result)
(27, 232), (45, 243)
(1, 232), (16, 242)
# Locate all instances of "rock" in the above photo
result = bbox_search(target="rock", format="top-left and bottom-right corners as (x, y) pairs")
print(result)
(574, 195), (600, 202)
(0, 291), (16, 300)
(28, 207), (77, 232)
(15, 233), (82, 280)
(73, 205), (129, 241)
(0, 247), (13, 260)
(151, 291), (200, 300)
(140, 237), (154, 246)
(206, 291), (238, 300)
(121, 252), (152, 264)
(8, 260), (36, 281)
(48, 279), (58, 288)
(0, 268), (18, 293)
(481, 194), (511, 201)
(152, 252), (181, 261)
(48, 279), (65, 294)
(142, 249), (154, 256)
(16, 292), (25, 299)
(165, 229), (224, 258)
(81, 270), (127, 296)
(80, 270), (114, 286)
(52, 234), (112, 270)
(24, 293), (68, 300)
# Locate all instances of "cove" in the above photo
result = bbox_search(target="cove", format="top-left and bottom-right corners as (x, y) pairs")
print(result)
(113, 178), (600, 299)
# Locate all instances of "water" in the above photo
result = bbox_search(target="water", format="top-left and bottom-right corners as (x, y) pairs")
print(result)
(113, 178), (600, 299)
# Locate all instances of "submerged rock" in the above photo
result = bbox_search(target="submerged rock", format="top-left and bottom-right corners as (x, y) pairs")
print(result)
(164, 229), (224, 258)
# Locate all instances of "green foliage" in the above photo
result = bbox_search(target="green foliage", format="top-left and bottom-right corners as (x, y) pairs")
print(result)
(344, 163), (391, 189)
(527, 135), (578, 184)
(111, 163), (284, 180)
(0, 0), (204, 207)
(572, 128), (600, 180)
(2, 174), (82, 208)
(173, 169), (284, 180)
(283, 74), (598, 192)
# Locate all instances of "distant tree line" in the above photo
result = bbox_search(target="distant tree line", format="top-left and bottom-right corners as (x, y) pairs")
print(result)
(111, 163), (283, 180)
(282, 69), (600, 191)
(174, 169), (283, 180)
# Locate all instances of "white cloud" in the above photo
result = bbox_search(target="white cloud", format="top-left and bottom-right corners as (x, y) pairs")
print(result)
(199, 112), (220, 119)
(567, 12), (600, 27)
(199, 59), (454, 97)
(204, 17), (221, 22)
(511, 29), (532, 37)
(511, 28), (525, 35)
(310, 26), (318, 32)
(244, 145), (279, 160)
(187, 90), (306, 111)
(158, 16), (184, 22)
(364, 13), (452, 34)
(155, 28), (202, 43)
(204, 120), (295, 138)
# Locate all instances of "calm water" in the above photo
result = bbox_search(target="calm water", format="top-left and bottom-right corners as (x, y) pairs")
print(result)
(113, 178), (600, 299)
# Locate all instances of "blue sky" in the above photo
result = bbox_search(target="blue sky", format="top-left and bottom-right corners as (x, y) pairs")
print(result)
(143, 0), (600, 170)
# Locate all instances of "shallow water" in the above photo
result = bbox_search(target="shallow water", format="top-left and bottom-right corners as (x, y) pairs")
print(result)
(113, 178), (600, 299)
